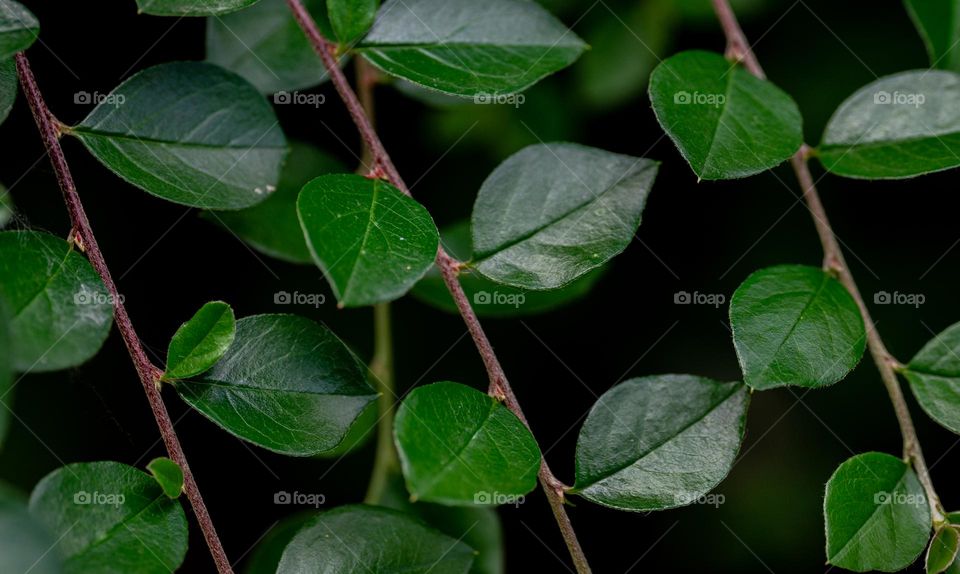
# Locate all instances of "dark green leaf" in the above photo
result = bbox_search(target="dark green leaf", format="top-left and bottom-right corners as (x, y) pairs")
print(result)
(0, 58), (16, 125)
(298, 173), (439, 307)
(929, 526), (960, 574)
(0, 485), (62, 574)
(904, 321), (960, 435)
(175, 314), (377, 455)
(471, 143), (657, 290)
(137, 0), (260, 16)
(394, 381), (541, 505)
(0, 300), (10, 449)
(648, 50), (803, 180)
(29, 461), (188, 574)
(146, 458), (184, 499)
(277, 505), (474, 573)
(573, 374), (749, 511)
(0, 230), (114, 373)
(412, 222), (604, 317)
(206, 0), (332, 94)
(824, 452), (930, 572)
(0, 0), (38, 60)
(242, 511), (314, 574)
(0, 184), (12, 228)
(818, 70), (960, 179)
(211, 142), (345, 263)
(355, 0), (586, 97)
(69, 62), (287, 210)
(164, 301), (236, 380)
(904, 0), (960, 71)
(328, 0), (377, 44)
(730, 264), (866, 390)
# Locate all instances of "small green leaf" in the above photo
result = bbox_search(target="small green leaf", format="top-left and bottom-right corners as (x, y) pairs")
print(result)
(277, 505), (475, 573)
(146, 458), (184, 499)
(328, 0), (378, 44)
(730, 264), (866, 390)
(648, 50), (803, 180)
(572, 374), (748, 511)
(0, 485), (62, 574)
(818, 70), (960, 179)
(471, 143), (657, 290)
(0, 0), (38, 60)
(904, 321), (960, 435)
(1, 58), (16, 126)
(137, 0), (260, 16)
(206, 0), (332, 94)
(929, 526), (960, 574)
(355, 0), (586, 97)
(164, 301), (236, 380)
(394, 381), (541, 505)
(69, 62), (287, 210)
(175, 314), (377, 455)
(298, 173), (439, 307)
(29, 461), (188, 574)
(0, 230), (114, 373)
(824, 452), (931, 572)
(412, 222), (604, 317)
(904, 0), (960, 71)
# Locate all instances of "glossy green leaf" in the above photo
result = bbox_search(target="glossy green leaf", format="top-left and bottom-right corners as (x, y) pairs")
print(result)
(904, 321), (960, 435)
(929, 526), (960, 574)
(175, 314), (377, 455)
(137, 0), (260, 16)
(206, 0), (332, 94)
(328, 0), (377, 44)
(211, 142), (345, 264)
(905, 0), (960, 71)
(824, 452), (930, 572)
(298, 173), (439, 307)
(69, 62), (287, 210)
(164, 301), (236, 380)
(355, 0), (586, 97)
(0, 485), (62, 574)
(412, 222), (604, 317)
(394, 381), (541, 505)
(572, 374), (748, 511)
(146, 458), (184, 499)
(0, 58), (16, 125)
(0, 230), (114, 373)
(730, 264), (866, 390)
(277, 505), (474, 573)
(29, 461), (188, 574)
(471, 143), (657, 290)
(0, 0), (38, 60)
(819, 70), (960, 179)
(648, 50), (802, 180)
(243, 511), (314, 574)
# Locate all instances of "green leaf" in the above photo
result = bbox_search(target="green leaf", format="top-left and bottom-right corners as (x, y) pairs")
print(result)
(929, 526), (960, 574)
(277, 505), (475, 573)
(0, 485), (62, 574)
(903, 321), (960, 435)
(146, 458), (184, 499)
(394, 381), (541, 505)
(730, 264), (866, 390)
(824, 452), (931, 572)
(298, 173), (439, 307)
(29, 461), (189, 574)
(206, 0), (332, 94)
(137, 0), (260, 16)
(242, 511), (314, 574)
(164, 301), (236, 380)
(0, 0), (38, 60)
(818, 70), (960, 179)
(572, 374), (749, 511)
(175, 314), (377, 455)
(0, 300), (11, 449)
(904, 0), (960, 71)
(211, 141), (345, 264)
(0, 230), (114, 373)
(355, 0), (586, 97)
(471, 143), (657, 290)
(412, 222), (604, 317)
(328, 0), (378, 44)
(0, 58), (16, 125)
(0, 184), (12, 228)
(69, 61), (287, 210)
(648, 50), (803, 180)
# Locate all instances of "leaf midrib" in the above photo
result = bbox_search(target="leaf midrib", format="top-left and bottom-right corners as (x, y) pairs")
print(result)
(70, 127), (286, 151)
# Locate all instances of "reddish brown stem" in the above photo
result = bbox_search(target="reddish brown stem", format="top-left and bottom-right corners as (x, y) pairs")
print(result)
(14, 53), (235, 574)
